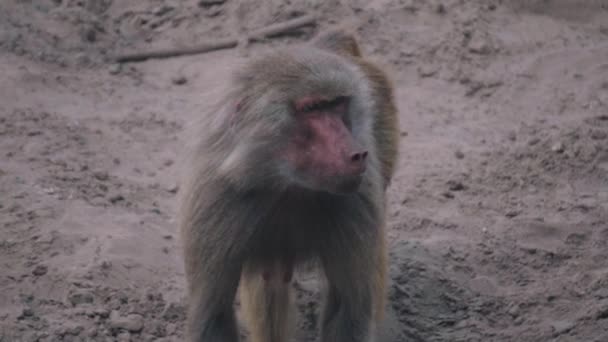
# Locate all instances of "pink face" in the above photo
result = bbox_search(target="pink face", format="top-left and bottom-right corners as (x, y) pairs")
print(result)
(281, 95), (368, 193)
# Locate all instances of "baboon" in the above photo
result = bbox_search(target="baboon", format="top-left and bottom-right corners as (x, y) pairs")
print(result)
(179, 29), (399, 342)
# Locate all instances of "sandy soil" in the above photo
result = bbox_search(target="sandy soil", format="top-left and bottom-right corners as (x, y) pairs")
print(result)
(1, 0), (608, 341)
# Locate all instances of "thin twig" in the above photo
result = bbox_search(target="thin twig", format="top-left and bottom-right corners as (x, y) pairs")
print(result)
(114, 15), (316, 63)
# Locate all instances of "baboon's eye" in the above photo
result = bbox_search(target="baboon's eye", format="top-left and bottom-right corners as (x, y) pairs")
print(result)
(297, 96), (350, 113)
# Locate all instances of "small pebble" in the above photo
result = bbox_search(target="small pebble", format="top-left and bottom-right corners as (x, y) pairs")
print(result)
(171, 76), (187, 85)
(447, 180), (466, 191)
(32, 264), (48, 276)
(109, 64), (122, 75)
(591, 130), (607, 140)
(109, 194), (125, 204)
(109, 311), (144, 332)
(94, 171), (110, 181)
(117, 331), (131, 342)
(505, 210), (520, 218)
(454, 150), (465, 159)
(20, 307), (34, 318)
(68, 290), (94, 306)
(551, 142), (565, 153)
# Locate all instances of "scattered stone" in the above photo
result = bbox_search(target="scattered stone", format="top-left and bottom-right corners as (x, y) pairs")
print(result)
(417, 64), (438, 78)
(167, 184), (179, 194)
(454, 150), (465, 159)
(198, 0), (226, 6)
(436, 3), (446, 14)
(468, 33), (492, 54)
(19, 307), (34, 319)
(551, 320), (575, 336)
(505, 210), (520, 218)
(163, 159), (174, 167)
(68, 290), (94, 306)
(447, 180), (466, 191)
(94, 171), (110, 181)
(32, 264), (48, 276)
(591, 130), (607, 140)
(109, 64), (122, 75)
(171, 75), (187, 85)
(551, 142), (565, 153)
(109, 311), (144, 333)
(109, 194), (125, 204)
(75, 52), (90, 66)
(507, 131), (516, 141)
(153, 5), (174, 16)
(162, 302), (186, 322)
(117, 331), (131, 342)
(507, 304), (520, 318)
(63, 323), (85, 336)
(165, 323), (177, 335)
(82, 27), (97, 43)
(87, 327), (98, 338)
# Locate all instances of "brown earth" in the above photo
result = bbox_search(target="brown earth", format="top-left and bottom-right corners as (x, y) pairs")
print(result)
(1, 0), (608, 341)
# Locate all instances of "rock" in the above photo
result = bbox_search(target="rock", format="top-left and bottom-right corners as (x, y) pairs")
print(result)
(82, 26), (97, 43)
(447, 180), (466, 191)
(166, 322), (177, 335)
(68, 290), (94, 306)
(171, 75), (187, 85)
(109, 64), (122, 75)
(551, 142), (565, 153)
(591, 130), (607, 140)
(94, 171), (110, 181)
(162, 302), (186, 322)
(32, 264), (48, 276)
(64, 323), (85, 336)
(551, 320), (574, 336)
(454, 150), (465, 159)
(468, 33), (492, 54)
(109, 311), (144, 332)
(75, 52), (90, 66)
(153, 5), (174, 16)
(109, 194), (125, 204)
(417, 64), (438, 78)
(442, 191), (455, 199)
(94, 307), (110, 318)
(436, 3), (446, 14)
(117, 331), (131, 342)
(198, 0), (226, 6)
(87, 327), (98, 338)
(166, 184), (179, 194)
(505, 210), (520, 218)
(18, 307), (34, 319)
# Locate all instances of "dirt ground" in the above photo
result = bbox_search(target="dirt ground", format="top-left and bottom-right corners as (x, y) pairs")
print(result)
(1, 0), (608, 341)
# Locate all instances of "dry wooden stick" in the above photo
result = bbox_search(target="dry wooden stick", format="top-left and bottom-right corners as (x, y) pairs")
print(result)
(114, 15), (316, 63)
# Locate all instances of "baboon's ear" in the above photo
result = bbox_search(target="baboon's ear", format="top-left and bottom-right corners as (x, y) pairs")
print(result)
(312, 29), (362, 58)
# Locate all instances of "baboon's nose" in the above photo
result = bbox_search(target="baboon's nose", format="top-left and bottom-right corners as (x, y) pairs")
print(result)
(349, 150), (368, 174)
